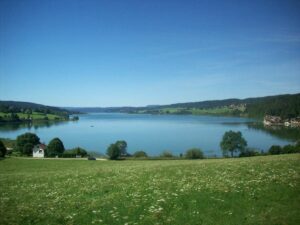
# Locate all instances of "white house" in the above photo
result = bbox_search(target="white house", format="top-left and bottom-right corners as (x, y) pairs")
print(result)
(32, 144), (46, 158)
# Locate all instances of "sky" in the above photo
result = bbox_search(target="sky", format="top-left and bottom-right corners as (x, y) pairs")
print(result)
(0, 0), (300, 107)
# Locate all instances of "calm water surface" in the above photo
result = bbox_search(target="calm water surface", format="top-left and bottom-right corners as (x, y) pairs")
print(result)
(0, 113), (296, 156)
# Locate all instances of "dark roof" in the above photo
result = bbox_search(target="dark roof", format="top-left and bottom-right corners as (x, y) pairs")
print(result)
(37, 144), (47, 150)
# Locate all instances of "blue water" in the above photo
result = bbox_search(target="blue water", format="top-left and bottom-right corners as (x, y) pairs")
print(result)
(0, 113), (293, 156)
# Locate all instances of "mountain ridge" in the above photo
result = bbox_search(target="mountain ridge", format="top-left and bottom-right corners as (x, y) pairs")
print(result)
(63, 93), (300, 119)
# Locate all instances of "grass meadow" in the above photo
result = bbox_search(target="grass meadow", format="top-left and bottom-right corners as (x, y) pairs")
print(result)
(0, 112), (65, 121)
(0, 154), (299, 225)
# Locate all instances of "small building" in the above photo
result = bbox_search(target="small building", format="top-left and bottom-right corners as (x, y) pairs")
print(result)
(32, 144), (46, 158)
(291, 117), (300, 127)
(6, 147), (13, 155)
(263, 115), (282, 126)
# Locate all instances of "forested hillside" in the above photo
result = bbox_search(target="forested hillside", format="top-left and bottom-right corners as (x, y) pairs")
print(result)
(245, 94), (300, 118)
(0, 101), (72, 122)
(67, 93), (300, 119)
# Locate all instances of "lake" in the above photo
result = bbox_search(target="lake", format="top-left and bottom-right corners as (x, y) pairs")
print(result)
(0, 113), (298, 156)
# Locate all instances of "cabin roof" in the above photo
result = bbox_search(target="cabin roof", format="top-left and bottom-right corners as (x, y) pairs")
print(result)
(35, 144), (46, 150)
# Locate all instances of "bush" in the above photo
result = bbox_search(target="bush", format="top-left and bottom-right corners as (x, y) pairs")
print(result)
(239, 148), (260, 157)
(133, 151), (148, 158)
(23, 143), (34, 156)
(185, 148), (204, 159)
(269, 143), (300, 155)
(220, 130), (247, 157)
(296, 140), (300, 147)
(16, 132), (40, 155)
(268, 145), (282, 155)
(160, 150), (173, 158)
(11, 151), (22, 157)
(47, 138), (65, 157)
(282, 145), (296, 154)
(106, 143), (120, 160)
(0, 140), (7, 157)
(295, 141), (300, 153)
(63, 147), (88, 158)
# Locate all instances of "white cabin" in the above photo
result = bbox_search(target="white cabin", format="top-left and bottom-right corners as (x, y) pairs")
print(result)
(32, 144), (46, 158)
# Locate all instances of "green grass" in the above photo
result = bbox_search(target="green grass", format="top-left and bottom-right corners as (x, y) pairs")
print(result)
(190, 106), (245, 115)
(138, 105), (246, 116)
(0, 155), (299, 225)
(0, 112), (66, 121)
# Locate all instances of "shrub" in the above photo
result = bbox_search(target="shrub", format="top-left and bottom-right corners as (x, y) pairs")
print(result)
(11, 151), (22, 157)
(0, 140), (7, 157)
(282, 145), (296, 154)
(220, 130), (247, 157)
(16, 132), (40, 154)
(133, 151), (148, 158)
(185, 148), (204, 159)
(160, 150), (173, 158)
(239, 148), (259, 157)
(295, 140), (300, 147)
(106, 143), (120, 160)
(63, 147), (88, 158)
(295, 141), (300, 153)
(268, 145), (282, 155)
(23, 143), (34, 156)
(115, 140), (128, 156)
(47, 138), (65, 157)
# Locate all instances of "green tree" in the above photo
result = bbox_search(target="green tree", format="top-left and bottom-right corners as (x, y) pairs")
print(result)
(133, 150), (148, 158)
(25, 109), (32, 114)
(160, 150), (173, 158)
(10, 113), (20, 121)
(106, 143), (121, 160)
(74, 147), (87, 156)
(239, 148), (259, 157)
(268, 145), (282, 155)
(47, 138), (65, 157)
(295, 140), (300, 153)
(0, 140), (7, 157)
(185, 148), (204, 159)
(63, 147), (87, 158)
(23, 143), (34, 156)
(115, 140), (127, 156)
(220, 131), (247, 157)
(16, 133), (40, 155)
(282, 145), (296, 154)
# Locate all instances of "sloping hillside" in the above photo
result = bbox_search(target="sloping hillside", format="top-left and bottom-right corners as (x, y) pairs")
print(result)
(66, 93), (300, 119)
(0, 101), (73, 122)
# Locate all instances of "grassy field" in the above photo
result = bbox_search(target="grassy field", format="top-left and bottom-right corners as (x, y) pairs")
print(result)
(137, 105), (246, 116)
(0, 112), (66, 121)
(0, 155), (299, 225)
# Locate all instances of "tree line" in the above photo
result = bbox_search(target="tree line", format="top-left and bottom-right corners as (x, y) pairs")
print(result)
(0, 133), (87, 158)
(0, 101), (71, 116)
(79, 93), (300, 120)
(0, 131), (299, 159)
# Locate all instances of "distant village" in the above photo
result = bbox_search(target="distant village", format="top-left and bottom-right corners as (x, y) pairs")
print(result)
(264, 115), (300, 127)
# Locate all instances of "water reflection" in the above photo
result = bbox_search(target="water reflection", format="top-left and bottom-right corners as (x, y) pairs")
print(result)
(0, 114), (296, 155)
(248, 123), (300, 142)
(0, 120), (70, 132)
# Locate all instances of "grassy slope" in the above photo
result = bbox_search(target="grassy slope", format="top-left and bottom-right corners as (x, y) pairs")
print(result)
(0, 155), (299, 225)
(0, 112), (66, 121)
(138, 105), (246, 116)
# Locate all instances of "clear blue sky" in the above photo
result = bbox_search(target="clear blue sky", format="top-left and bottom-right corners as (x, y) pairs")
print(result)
(0, 0), (299, 107)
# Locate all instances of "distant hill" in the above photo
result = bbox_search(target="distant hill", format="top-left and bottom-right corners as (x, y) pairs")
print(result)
(0, 101), (71, 116)
(65, 93), (300, 119)
(0, 100), (76, 122)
